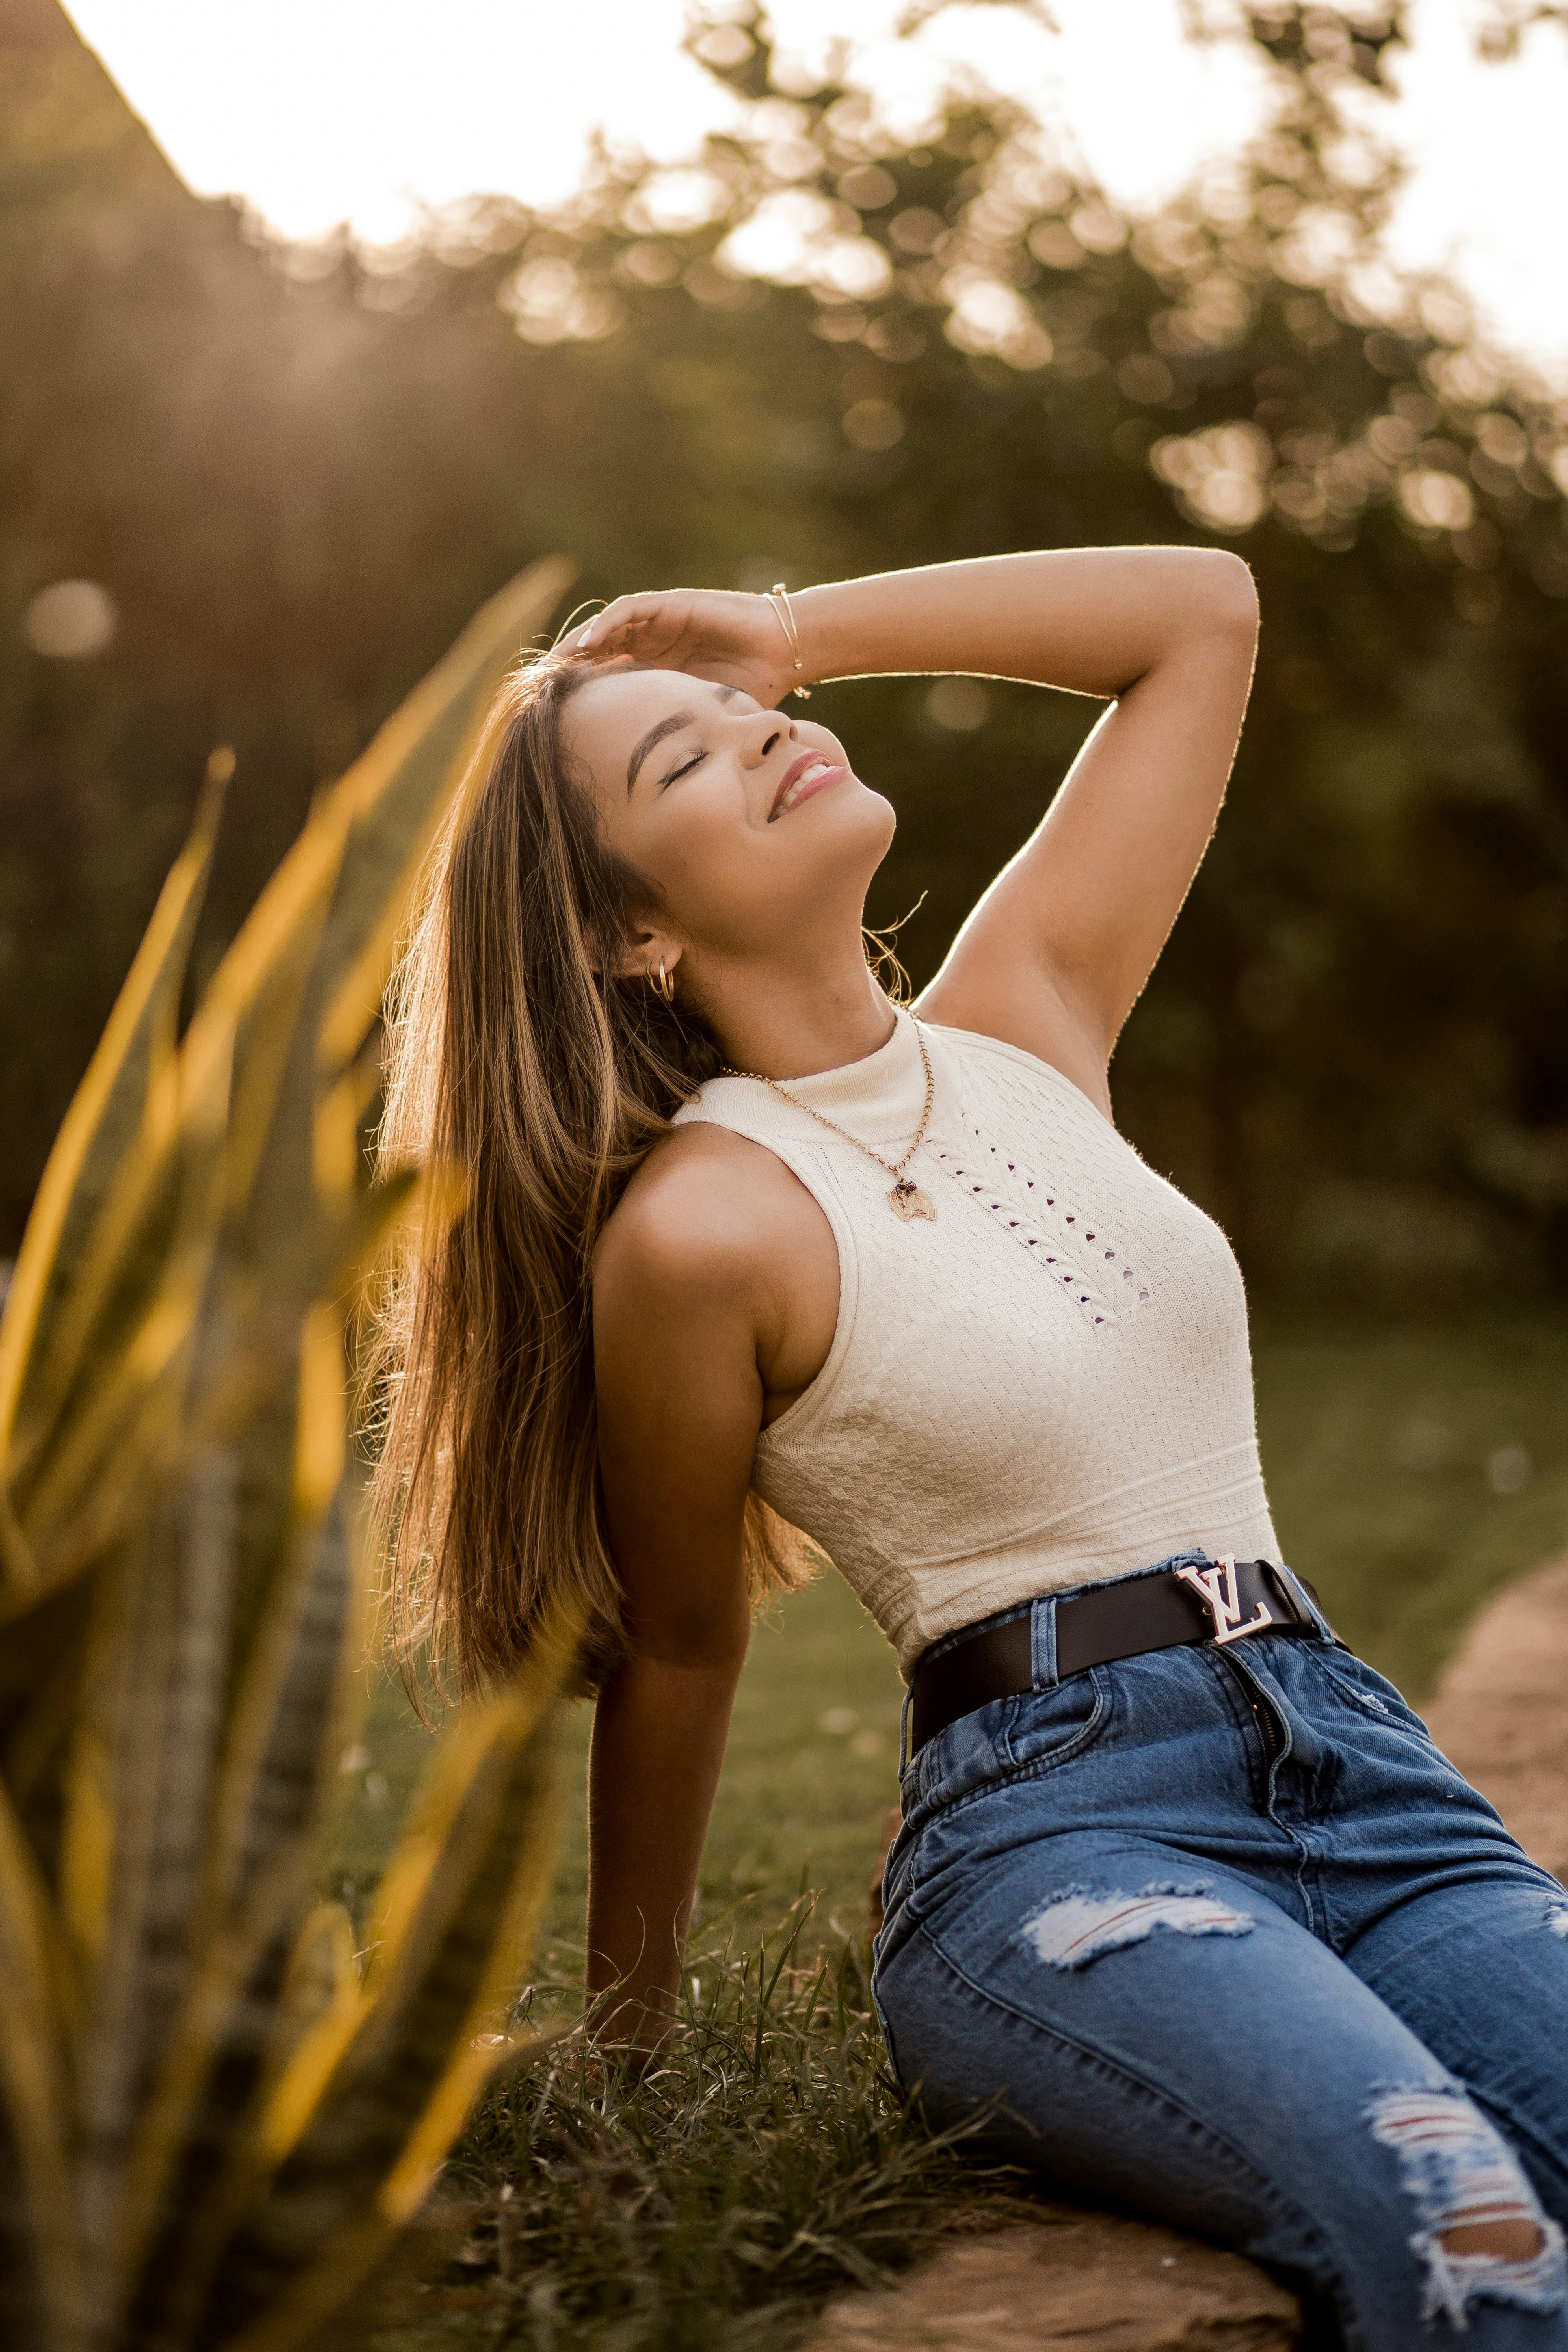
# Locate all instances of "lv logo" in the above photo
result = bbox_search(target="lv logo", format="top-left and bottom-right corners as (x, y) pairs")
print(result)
(1176, 1555), (1274, 1646)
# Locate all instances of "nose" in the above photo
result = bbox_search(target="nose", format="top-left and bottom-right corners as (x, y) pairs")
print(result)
(740, 711), (793, 767)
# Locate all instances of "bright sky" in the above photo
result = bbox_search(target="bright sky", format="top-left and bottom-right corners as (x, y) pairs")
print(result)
(63, 0), (1568, 383)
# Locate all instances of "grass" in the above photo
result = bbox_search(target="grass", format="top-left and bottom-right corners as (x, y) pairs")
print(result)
(418, 1918), (1020, 2352)
(329, 1545), (907, 1966)
(328, 1309), (1568, 2350)
(1255, 1311), (1568, 1695)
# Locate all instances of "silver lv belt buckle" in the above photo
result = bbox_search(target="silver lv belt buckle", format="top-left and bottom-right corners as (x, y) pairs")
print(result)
(1176, 1556), (1274, 1647)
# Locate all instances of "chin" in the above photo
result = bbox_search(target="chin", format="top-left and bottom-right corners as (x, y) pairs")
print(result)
(794, 777), (895, 892)
(850, 781), (897, 856)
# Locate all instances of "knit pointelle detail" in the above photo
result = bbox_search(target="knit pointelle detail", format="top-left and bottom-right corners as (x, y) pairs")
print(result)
(671, 1006), (1279, 1674)
(930, 1123), (1150, 1330)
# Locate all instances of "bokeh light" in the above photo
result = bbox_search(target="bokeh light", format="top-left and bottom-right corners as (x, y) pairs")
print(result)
(24, 580), (117, 659)
(926, 678), (990, 732)
(58, 0), (1568, 373)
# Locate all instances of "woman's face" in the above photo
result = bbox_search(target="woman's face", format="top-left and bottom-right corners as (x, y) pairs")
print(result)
(564, 667), (894, 967)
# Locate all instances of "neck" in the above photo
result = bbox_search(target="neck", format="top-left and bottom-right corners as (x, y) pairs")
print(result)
(703, 940), (898, 1080)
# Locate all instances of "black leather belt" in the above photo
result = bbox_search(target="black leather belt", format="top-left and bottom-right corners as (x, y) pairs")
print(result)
(909, 1558), (1324, 1756)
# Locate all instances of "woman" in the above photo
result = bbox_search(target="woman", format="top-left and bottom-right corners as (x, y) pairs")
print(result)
(377, 552), (1568, 2342)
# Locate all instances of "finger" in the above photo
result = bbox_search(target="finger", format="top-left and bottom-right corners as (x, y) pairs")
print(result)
(576, 602), (629, 651)
(583, 626), (684, 675)
(575, 594), (671, 654)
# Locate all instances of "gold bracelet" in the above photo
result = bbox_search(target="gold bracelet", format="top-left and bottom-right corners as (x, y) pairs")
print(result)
(765, 583), (812, 699)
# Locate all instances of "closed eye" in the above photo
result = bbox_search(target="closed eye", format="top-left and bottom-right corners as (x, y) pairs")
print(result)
(661, 749), (706, 788)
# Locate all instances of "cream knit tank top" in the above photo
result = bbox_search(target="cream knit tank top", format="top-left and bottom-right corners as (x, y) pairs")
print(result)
(672, 1004), (1280, 1677)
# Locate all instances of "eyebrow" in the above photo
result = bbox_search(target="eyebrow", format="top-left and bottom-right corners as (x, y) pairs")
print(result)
(625, 683), (741, 798)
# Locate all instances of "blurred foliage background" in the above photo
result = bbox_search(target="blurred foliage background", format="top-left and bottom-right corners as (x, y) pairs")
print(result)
(4, 0), (1568, 1313)
(7, 6), (1568, 2335)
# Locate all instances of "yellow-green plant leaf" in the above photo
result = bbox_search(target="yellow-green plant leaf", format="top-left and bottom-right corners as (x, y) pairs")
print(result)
(6, 1013), (238, 1586)
(6, 1170), (415, 1618)
(0, 1780), (84, 2352)
(104, 1307), (365, 2312)
(0, 1575), (99, 1877)
(66, 1515), (187, 2341)
(279, 1903), (360, 2045)
(0, 556), (576, 2352)
(0, 774), (223, 1568)
(10, 556), (569, 1598)
(0, 773), (221, 1456)
(314, 554), (575, 1077)
(9, 801), (340, 1541)
(177, 1612), (578, 2352)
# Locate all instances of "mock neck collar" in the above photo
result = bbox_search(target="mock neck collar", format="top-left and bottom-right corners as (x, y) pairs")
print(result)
(722, 1000), (933, 1148)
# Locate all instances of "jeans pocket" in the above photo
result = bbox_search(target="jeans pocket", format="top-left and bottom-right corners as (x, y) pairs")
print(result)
(891, 1672), (1115, 1936)
(1000, 1666), (1111, 1776)
(903, 1665), (1111, 1824)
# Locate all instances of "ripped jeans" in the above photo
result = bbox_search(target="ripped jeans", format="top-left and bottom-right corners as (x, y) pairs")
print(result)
(872, 1554), (1568, 2347)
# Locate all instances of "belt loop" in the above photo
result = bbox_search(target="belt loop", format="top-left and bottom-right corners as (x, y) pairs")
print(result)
(1032, 1594), (1059, 1690)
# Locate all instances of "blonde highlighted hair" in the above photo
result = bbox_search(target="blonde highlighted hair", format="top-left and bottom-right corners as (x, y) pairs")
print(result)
(369, 648), (807, 1696)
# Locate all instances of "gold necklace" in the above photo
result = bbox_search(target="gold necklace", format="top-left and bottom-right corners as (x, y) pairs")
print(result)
(722, 1017), (938, 1222)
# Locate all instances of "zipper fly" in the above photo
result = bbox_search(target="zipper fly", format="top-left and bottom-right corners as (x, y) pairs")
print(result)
(1216, 1647), (1287, 1767)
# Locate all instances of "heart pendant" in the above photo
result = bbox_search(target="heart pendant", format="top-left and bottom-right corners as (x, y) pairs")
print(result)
(889, 1181), (936, 1222)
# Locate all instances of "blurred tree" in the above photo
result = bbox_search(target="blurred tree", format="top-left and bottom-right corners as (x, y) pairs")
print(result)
(1472, 3), (1568, 54)
(4, 0), (1567, 1305)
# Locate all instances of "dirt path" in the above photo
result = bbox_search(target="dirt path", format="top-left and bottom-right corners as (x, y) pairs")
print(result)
(807, 1555), (1568, 2352)
(1421, 1550), (1568, 1883)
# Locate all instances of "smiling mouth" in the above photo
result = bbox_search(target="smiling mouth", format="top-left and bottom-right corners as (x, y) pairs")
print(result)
(769, 755), (845, 820)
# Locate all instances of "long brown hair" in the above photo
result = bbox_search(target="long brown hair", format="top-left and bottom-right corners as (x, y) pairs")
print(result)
(369, 647), (807, 1696)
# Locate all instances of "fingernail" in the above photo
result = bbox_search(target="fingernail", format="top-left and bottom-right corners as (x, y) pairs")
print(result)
(576, 628), (594, 649)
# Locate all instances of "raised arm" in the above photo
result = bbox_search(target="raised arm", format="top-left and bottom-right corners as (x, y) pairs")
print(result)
(789, 550), (1259, 1112)
(578, 547), (1259, 1114)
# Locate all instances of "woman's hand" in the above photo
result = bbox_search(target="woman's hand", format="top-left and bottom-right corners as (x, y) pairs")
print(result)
(574, 587), (799, 707)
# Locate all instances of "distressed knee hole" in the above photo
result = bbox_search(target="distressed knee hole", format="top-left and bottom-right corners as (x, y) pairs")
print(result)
(1367, 2085), (1567, 2326)
(1439, 2221), (1549, 2261)
(1548, 1900), (1568, 1941)
(1020, 1882), (1253, 1971)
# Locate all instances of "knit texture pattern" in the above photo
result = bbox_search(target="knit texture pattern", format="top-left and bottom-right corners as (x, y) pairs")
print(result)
(673, 1006), (1280, 1675)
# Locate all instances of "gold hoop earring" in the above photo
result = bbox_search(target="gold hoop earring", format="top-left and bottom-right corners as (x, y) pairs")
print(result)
(650, 959), (676, 1005)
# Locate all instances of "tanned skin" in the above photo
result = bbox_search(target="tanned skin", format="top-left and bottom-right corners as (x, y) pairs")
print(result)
(567, 555), (1548, 2269)
(574, 550), (1260, 2051)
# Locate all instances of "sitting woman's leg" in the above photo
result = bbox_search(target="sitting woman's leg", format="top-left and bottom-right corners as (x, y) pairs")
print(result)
(875, 1818), (1568, 2345)
(1257, 1637), (1568, 2248)
(1341, 1854), (1568, 2250)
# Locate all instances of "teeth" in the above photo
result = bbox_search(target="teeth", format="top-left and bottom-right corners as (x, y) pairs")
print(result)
(779, 760), (830, 814)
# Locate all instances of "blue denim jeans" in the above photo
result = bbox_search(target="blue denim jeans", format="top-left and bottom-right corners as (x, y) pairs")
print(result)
(872, 1554), (1568, 2346)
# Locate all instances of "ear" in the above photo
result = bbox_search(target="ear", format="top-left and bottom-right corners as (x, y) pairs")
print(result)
(606, 919), (683, 989)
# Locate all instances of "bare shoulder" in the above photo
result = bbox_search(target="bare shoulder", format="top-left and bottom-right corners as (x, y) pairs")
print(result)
(593, 1121), (817, 1311)
(595, 1123), (840, 1423)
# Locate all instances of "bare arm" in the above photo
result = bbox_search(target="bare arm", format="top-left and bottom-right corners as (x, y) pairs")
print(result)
(586, 1654), (746, 2047)
(789, 550), (1259, 1109)
(588, 1130), (826, 2048)
(579, 548), (1259, 1112)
